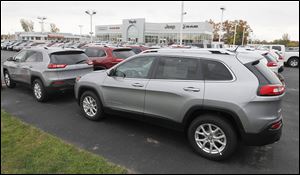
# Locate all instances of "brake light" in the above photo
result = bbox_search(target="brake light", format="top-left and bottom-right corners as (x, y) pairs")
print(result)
(48, 63), (67, 69)
(267, 61), (278, 67)
(270, 120), (282, 130)
(278, 55), (284, 60)
(86, 60), (93, 65)
(259, 84), (285, 96)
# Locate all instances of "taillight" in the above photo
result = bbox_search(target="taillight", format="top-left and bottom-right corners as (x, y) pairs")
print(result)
(259, 84), (285, 96)
(278, 56), (284, 60)
(267, 61), (278, 67)
(270, 120), (282, 130)
(48, 63), (67, 69)
(86, 60), (93, 65)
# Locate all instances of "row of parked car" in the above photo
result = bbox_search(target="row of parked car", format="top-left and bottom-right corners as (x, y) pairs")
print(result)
(2, 44), (286, 161)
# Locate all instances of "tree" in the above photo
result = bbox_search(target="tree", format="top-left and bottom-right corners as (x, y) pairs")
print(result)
(50, 23), (60, 33)
(208, 19), (252, 45)
(20, 19), (34, 32)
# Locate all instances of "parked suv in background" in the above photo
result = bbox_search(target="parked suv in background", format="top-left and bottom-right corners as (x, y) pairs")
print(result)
(3, 47), (93, 102)
(75, 49), (284, 160)
(83, 46), (136, 70)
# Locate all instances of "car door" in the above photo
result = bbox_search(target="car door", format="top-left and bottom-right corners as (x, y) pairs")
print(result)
(144, 56), (205, 122)
(18, 51), (43, 84)
(9, 50), (27, 81)
(101, 56), (156, 113)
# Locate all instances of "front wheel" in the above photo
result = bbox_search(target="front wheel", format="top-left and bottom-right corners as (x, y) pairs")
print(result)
(288, 57), (299, 68)
(188, 115), (238, 161)
(80, 91), (105, 121)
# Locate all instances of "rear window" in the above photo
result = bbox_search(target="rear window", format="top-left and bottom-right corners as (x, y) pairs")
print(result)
(245, 60), (282, 85)
(50, 51), (88, 65)
(202, 60), (233, 80)
(272, 46), (282, 51)
(85, 48), (106, 57)
(112, 49), (135, 59)
(262, 53), (277, 62)
(131, 47), (142, 54)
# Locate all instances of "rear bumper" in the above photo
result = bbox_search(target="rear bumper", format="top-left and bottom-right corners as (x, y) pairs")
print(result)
(242, 119), (282, 146)
(46, 78), (76, 91)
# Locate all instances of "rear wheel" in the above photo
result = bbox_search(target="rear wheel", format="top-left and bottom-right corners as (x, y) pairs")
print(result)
(288, 57), (299, 68)
(32, 79), (48, 102)
(4, 70), (16, 88)
(80, 91), (105, 121)
(188, 115), (238, 161)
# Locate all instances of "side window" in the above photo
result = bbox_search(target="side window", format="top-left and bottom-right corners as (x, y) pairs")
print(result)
(202, 60), (233, 81)
(272, 46), (282, 51)
(98, 49), (106, 57)
(25, 52), (43, 62)
(14, 51), (27, 62)
(115, 57), (155, 78)
(154, 57), (200, 80)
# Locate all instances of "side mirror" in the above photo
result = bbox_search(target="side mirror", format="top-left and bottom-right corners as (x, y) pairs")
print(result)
(108, 69), (116, 76)
(7, 57), (14, 61)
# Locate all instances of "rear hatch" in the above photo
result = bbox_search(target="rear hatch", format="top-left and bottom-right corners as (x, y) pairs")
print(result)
(49, 50), (93, 81)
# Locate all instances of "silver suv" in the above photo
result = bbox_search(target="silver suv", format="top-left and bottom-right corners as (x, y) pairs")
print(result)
(3, 47), (93, 102)
(74, 49), (285, 160)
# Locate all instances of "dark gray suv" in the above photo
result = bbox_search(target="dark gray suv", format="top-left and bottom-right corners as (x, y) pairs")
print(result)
(3, 47), (93, 102)
(74, 49), (285, 160)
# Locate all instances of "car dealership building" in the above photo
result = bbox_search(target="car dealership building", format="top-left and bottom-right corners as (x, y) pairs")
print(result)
(95, 18), (213, 44)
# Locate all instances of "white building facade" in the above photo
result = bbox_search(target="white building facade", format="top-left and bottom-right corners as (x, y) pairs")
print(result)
(95, 18), (213, 44)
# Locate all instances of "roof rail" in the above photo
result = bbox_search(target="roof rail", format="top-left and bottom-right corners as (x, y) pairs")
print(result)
(141, 48), (234, 55)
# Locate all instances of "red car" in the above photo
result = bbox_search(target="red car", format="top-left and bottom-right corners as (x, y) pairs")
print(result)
(84, 46), (136, 70)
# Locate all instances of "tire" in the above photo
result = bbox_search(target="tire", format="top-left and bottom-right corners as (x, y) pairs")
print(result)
(3, 70), (16, 88)
(80, 91), (105, 121)
(288, 57), (299, 68)
(32, 79), (48, 102)
(187, 114), (238, 161)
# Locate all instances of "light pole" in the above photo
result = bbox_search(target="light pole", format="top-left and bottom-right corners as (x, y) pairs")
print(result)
(233, 22), (238, 46)
(179, 1), (187, 45)
(37, 16), (47, 33)
(218, 6), (226, 43)
(242, 26), (246, 46)
(78, 25), (83, 36)
(85, 10), (96, 43)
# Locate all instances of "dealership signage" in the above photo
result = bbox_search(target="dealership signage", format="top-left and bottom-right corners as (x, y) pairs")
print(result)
(109, 26), (120, 30)
(129, 19), (136, 24)
(183, 24), (199, 29)
(48, 34), (64, 38)
(164, 25), (176, 30)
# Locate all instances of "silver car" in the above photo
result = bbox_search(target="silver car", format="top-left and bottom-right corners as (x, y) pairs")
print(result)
(74, 49), (285, 160)
(3, 47), (93, 102)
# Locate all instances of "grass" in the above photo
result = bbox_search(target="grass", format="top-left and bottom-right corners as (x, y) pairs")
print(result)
(1, 110), (127, 174)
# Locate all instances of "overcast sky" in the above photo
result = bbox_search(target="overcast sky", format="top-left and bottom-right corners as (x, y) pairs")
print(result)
(1, 1), (299, 41)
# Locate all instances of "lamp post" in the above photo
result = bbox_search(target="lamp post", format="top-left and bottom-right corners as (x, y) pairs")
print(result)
(218, 6), (226, 43)
(37, 16), (47, 33)
(78, 25), (83, 36)
(85, 10), (96, 43)
(233, 23), (238, 46)
(242, 26), (246, 46)
(179, 1), (187, 45)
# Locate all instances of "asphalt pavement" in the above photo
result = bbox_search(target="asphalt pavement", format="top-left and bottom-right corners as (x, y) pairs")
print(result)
(1, 50), (299, 174)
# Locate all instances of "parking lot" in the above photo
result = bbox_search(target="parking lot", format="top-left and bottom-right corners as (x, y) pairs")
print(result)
(1, 50), (299, 173)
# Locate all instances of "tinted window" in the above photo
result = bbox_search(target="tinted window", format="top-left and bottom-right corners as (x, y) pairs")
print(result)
(202, 60), (233, 80)
(50, 51), (88, 65)
(112, 49), (135, 59)
(85, 48), (106, 57)
(14, 51), (27, 62)
(245, 60), (282, 85)
(154, 57), (200, 80)
(131, 47), (142, 54)
(272, 46), (282, 51)
(25, 51), (43, 62)
(115, 57), (155, 78)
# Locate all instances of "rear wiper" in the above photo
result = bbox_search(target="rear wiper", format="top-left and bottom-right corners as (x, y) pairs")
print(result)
(75, 59), (87, 64)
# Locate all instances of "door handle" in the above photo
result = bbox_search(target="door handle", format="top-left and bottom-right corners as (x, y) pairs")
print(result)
(132, 83), (144, 87)
(183, 87), (200, 92)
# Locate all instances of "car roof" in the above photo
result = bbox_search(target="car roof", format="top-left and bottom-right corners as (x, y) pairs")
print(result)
(22, 47), (84, 54)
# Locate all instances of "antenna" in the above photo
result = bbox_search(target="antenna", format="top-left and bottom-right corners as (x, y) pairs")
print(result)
(233, 45), (240, 52)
